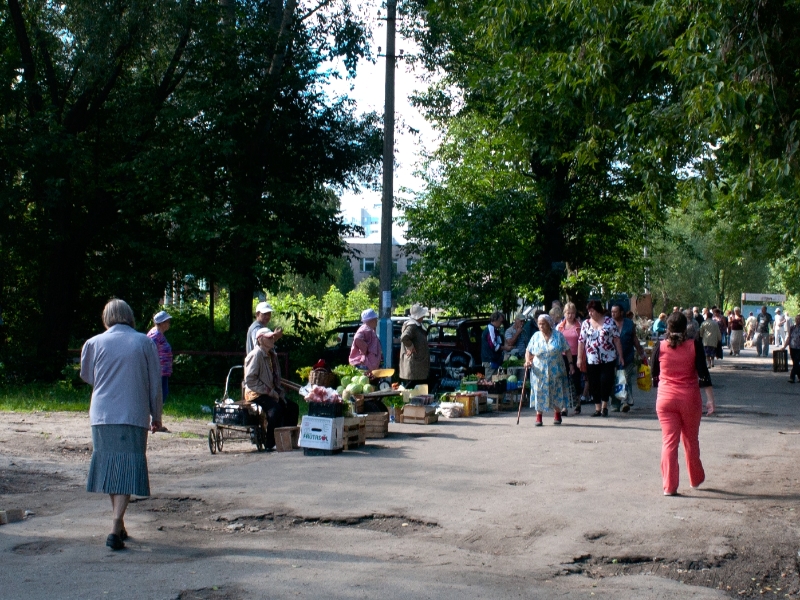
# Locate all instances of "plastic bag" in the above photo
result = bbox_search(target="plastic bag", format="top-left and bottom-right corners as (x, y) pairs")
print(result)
(614, 368), (627, 401)
(637, 364), (652, 392)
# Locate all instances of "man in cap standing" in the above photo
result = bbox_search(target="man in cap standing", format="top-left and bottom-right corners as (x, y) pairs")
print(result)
(349, 308), (382, 374)
(246, 302), (283, 354)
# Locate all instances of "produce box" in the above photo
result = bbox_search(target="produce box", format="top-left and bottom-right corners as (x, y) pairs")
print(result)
(298, 416), (344, 450)
(403, 405), (436, 420)
(275, 426), (300, 452)
(402, 413), (439, 425)
(445, 391), (487, 416)
(460, 380), (478, 391)
(342, 416), (367, 450)
(363, 412), (389, 438)
(308, 402), (345, 418)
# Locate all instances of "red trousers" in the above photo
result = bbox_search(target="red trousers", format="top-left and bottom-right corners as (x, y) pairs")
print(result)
(656, 390), (705, 494)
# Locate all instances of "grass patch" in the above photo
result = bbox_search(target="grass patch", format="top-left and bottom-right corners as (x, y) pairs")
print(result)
(0, 383), (310, 420)
(177, 431), (204, 439)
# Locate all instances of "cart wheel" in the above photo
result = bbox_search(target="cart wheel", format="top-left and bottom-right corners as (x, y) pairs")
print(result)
(208, 429), (216, 454)
(215, 428), (223, 452)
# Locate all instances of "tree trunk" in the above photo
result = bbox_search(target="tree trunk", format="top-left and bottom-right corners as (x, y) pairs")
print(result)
(228, 287), (253, 341)
(540, 164), (570, 306)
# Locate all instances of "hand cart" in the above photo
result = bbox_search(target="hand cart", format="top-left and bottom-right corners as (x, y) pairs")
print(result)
(208, 366), (268, 454)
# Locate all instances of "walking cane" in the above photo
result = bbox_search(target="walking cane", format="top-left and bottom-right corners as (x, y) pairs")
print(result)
(516, 364), (529, 425)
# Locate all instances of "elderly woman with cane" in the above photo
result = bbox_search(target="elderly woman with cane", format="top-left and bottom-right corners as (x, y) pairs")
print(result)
(525, 314), (575, 426)
(651, 311), (711, 495)
(81, 299), (163, 551)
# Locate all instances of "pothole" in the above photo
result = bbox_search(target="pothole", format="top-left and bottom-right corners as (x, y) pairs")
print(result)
(132, 496), (207, 514)
(213, 512), (439, 536)
(560, 547), (800, 599)
(12, 540), (65, 555)
(0, 469), (70, 495)
(507, 481), (527, 486)
(174, 586), (247, 600)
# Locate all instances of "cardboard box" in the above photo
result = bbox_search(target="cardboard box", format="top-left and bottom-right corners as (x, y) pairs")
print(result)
(298, 416), (344, 450)
(275, 426), (300, 452)
(403, 405), (436, 420)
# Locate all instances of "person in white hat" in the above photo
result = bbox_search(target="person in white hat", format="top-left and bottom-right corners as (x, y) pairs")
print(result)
(147, 311), (173, 414)
(244, 328), (299, 449)
(246, 301), (283, 354)
(349, 308), (382, 373)
(399, 304), (430, 387)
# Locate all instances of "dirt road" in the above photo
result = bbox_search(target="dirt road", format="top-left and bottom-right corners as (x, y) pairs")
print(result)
(1, 348), (799, 599)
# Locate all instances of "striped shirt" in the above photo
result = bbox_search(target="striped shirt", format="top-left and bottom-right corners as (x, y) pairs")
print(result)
(147, 328), (173, 376)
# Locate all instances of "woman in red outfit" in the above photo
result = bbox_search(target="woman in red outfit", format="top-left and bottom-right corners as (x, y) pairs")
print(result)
(651, 312), (712, 496)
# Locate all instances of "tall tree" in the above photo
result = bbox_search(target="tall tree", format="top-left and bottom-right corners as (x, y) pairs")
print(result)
(404, 0), (669, 306)
(2, 0), (198, 375)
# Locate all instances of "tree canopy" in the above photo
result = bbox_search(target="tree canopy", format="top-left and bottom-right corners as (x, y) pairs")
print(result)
(0, 0), (381, 377)
(401, 0), (800, 310)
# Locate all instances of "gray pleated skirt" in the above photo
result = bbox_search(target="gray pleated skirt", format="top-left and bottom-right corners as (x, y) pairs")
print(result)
(86, 425), (150, 496)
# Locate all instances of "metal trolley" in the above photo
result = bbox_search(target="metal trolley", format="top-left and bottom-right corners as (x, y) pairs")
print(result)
(208, 366), (268, 454)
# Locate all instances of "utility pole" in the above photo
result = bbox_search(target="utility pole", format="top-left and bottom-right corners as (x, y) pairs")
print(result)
(378, 0), (397, 369)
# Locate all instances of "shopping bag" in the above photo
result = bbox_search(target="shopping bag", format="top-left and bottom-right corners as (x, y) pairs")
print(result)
(614, 368), (627, 401)
(637, 364), (652, 392)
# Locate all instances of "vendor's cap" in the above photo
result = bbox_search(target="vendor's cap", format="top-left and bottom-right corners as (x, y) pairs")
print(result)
(409, 304), (429, 320)
(255, 301), (273, 314)
(153, 310), (172, 324)
(255, 327), (274, 340)
(513, 312), (525, 321)
(361, 308), (378, 322)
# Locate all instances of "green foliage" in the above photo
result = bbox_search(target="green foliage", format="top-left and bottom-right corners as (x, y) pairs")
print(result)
(0, 0), (381, 378)
(404, 0), (800, 312)
(403, 2), (661, 309)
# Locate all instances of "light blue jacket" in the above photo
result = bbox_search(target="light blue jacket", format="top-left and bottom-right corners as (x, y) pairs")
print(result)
(81, 324), (163, 428)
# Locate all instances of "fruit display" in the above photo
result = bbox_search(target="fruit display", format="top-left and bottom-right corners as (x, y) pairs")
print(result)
(304, 385), (343, 404)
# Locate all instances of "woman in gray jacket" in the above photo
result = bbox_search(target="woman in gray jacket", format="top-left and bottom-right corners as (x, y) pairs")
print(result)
(399, 304), (430, 388)
(80, 299), (163, 551)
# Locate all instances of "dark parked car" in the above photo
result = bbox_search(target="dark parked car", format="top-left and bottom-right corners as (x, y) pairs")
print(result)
(426, 316), (493, 374)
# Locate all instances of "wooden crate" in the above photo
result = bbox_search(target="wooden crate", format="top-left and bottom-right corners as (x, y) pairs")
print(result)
(342, 417), (367, 450)
(402, 413), (439, 425)
(497, 392), (522, 411)
(275, 426), (300, 452)
(364, 412), (389, 438)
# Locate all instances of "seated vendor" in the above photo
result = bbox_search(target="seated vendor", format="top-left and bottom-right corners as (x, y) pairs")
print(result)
(349, 308), (382, 375)
(244, 328), (299, 449)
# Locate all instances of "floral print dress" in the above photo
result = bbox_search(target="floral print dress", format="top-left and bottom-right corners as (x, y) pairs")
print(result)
(526, 330), (570, 412)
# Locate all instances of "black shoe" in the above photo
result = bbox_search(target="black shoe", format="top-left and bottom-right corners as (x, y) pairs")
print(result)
(602, 408), (609, 417)
(120, 528), (128, 541)
(591, 411), (602, 417)
(789, 379), (796, 383)
(574, 405), (581, 414)
(106, 534), (125, 551)
(621, 404), (630, 413)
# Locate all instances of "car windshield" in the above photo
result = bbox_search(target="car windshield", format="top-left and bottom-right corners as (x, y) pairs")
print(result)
(429, 325), (459, 343)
